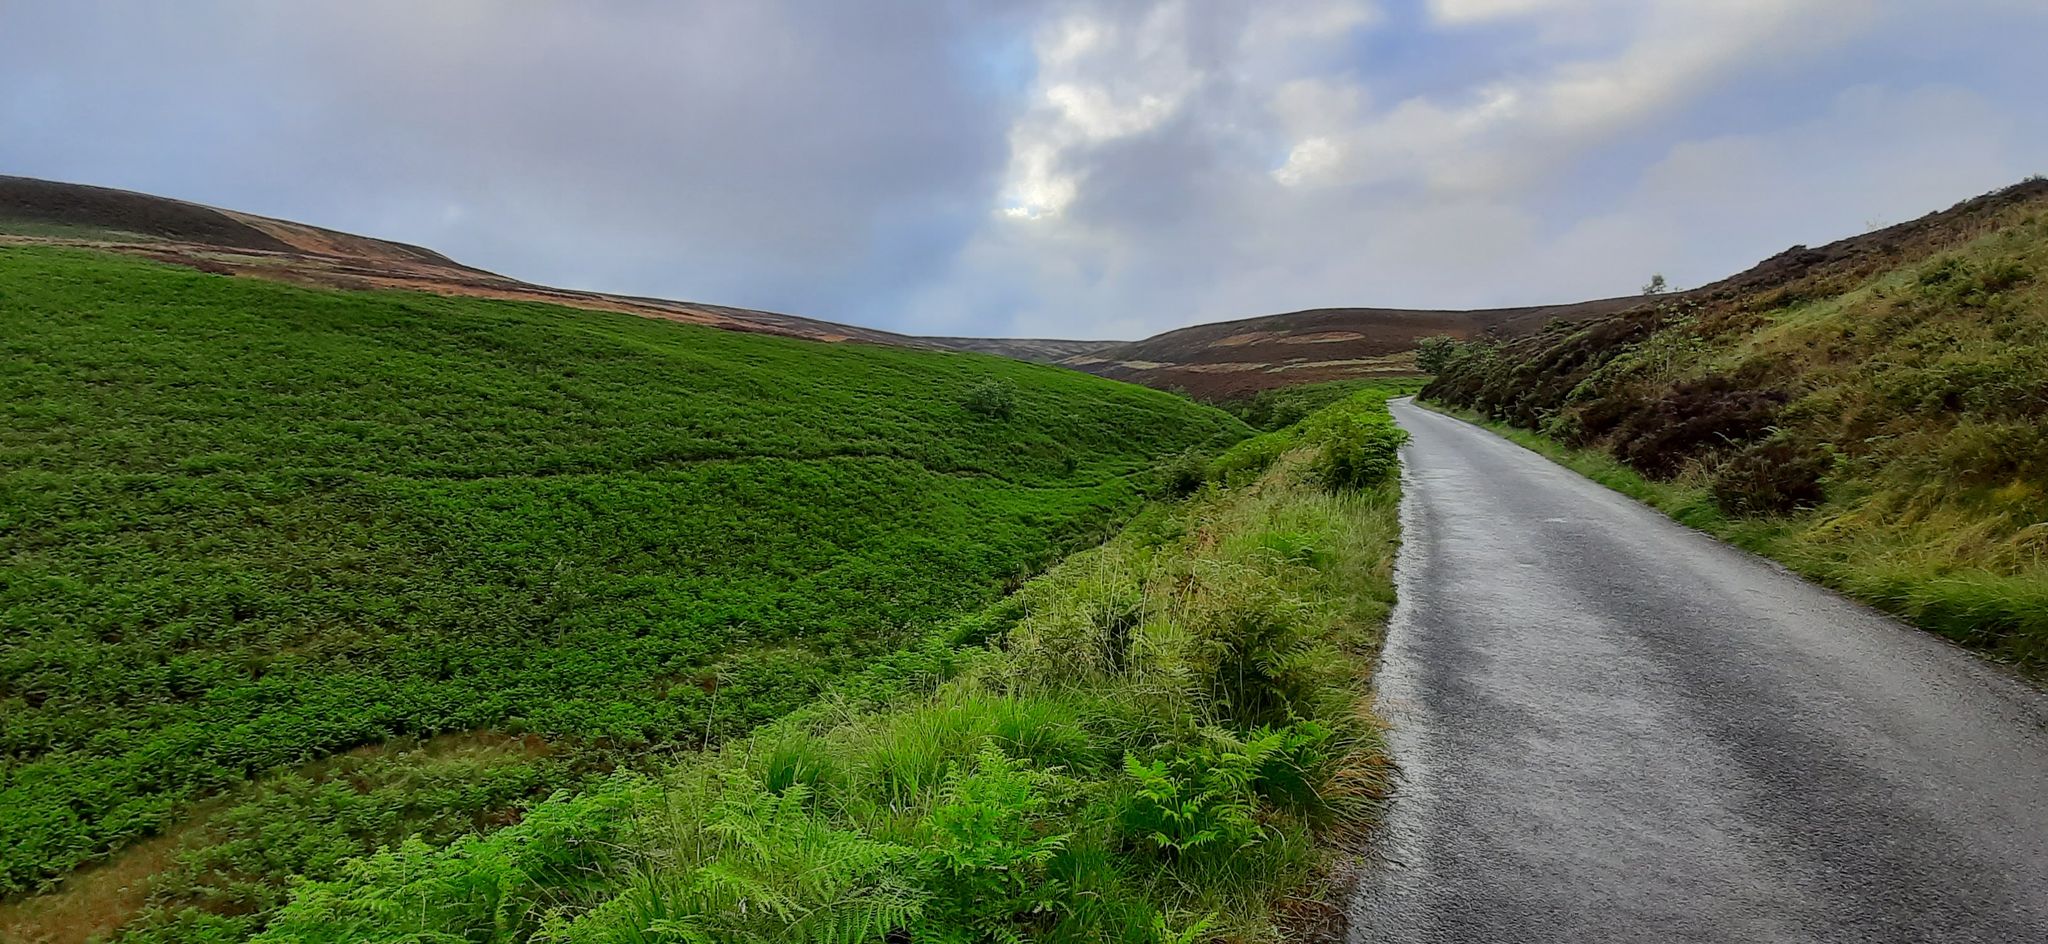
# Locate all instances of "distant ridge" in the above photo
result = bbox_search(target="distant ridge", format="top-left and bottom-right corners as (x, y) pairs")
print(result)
(0, 175), (971, 351)
(919, 336), (1118, 362)
(9, 174), (2041, 394)
(1057, 298), (1645, 399)
(1060, 177), (2048, 398)
(0, 174), (478, 270)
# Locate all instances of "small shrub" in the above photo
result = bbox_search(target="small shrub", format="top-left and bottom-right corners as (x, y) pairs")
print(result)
(1177, 560), (1326, 727)
(752, 728), (843, 795)
(1254, 530), (1326, 569)
(1005, 546), (1146, 685)
(962, 378), (1018, 419)
(651, 780), (925, 943)
(1415, 335), (1461, 375)
(1612, 376), (1790, 478)
(1313, 417), (1405, 490)
(1157, 448), (1211, 496)
(1936, 420), (2048, 486)
(1709, 440), (1830, 516)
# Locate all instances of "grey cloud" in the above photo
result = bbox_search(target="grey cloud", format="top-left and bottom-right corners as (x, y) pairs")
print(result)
(5, 0), (2047, 341)
(3, 1), (1022, 324)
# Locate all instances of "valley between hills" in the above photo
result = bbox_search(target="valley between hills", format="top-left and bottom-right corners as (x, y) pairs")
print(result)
(3, 176), (2046, 943)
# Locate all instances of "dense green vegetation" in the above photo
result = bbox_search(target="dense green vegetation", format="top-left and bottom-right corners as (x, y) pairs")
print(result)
(1425, 193), (2048, 667)
(0, 246), (1249, 930)
(1219, 378), (1425, 432)
(0, 218), (163, 242)
(249, 387), (1407, 944)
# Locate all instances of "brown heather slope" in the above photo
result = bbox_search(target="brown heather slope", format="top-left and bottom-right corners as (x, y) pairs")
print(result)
(1427, 175), (2048, 435)
(0, 175), (1110, 357)
(1065, 178), (2048, 400)
(920, 336), (1118, 362)
(1059, 298), (1646, 399)
(1425, 176), (2048, 665)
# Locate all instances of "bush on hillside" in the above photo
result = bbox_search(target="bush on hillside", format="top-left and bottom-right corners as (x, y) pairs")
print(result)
(962, 378), (1018, 419)
(1415, 335), (1460, 374)
(1313, 416), (1406, 490)
(1917, 255), (2032, 308)
(1612, 376), (1789, 478)
(1710, 440), (1831, 516)
(1158, 448), (1212, 496)
(1937, 420), (2048, 487)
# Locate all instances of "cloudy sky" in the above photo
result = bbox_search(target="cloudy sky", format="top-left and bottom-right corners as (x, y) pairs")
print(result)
(5, 1), (2045, 340)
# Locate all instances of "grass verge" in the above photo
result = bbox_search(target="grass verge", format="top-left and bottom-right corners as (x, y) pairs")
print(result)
(251, 386), (1410, 944)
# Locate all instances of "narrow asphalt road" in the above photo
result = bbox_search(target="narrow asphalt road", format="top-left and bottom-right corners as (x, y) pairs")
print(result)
(1349, 399), (2048, 944)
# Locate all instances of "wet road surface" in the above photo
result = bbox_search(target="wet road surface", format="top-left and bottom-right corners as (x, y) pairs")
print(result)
(1349, 399), (2048, 944)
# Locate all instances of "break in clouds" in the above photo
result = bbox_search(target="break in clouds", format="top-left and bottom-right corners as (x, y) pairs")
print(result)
(4, 0), (2045, 339)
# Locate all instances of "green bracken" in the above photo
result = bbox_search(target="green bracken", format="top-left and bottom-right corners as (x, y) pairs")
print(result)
(252, 386), (1409, 944)
(0, 245), (1248, 935)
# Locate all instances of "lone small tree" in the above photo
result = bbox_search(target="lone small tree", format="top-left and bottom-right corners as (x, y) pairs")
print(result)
(1642, 273), (1669, 296)
(1415, 335), (1459, 374)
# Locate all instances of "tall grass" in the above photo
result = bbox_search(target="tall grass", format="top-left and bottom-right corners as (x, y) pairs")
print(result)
(255, 387), (1411, 944)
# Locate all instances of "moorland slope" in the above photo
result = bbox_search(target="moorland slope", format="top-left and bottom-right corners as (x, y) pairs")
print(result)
(1425, 178), (2048, 666)
(0, 245), (1245, 939)
(0, 175), (1101, 361)
(1060, 299), (1644, 399)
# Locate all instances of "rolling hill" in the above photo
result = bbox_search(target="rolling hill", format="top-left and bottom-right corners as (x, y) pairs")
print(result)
(0, 175), (1104, 361)
(12, 174), (2040, 411)
(1056, 298), (1647, 399)
(0, 244), (1246, 939)
(0, 176), (1630, 390)
(1065, 177), (2048, 400)
(0, 176), (1669, 397)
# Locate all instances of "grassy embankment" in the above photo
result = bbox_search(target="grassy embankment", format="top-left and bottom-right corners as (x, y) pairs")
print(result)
(1217, 378), (1427, 432)
(252, 386), (1410, 944)
(1424, 199), (2048, 668)
(0, 245), (1248, 940)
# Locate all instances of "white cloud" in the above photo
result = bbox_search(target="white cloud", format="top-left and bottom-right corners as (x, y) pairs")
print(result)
(1428, 0), (1574, 25)
(995, 0), (1382, 221)
(1279, 0), (1874, 195)
(1273, 137), (1341, 186)
(907, 0), (2046, 339)
(997, 2), (1211, 220)
(10, 0), (2044, 340)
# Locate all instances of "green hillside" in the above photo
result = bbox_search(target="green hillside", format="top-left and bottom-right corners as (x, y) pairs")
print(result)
(255, 386), (1409, 944)
(0, 246), (1248, 913)
(1425, 181), (2048, 667)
